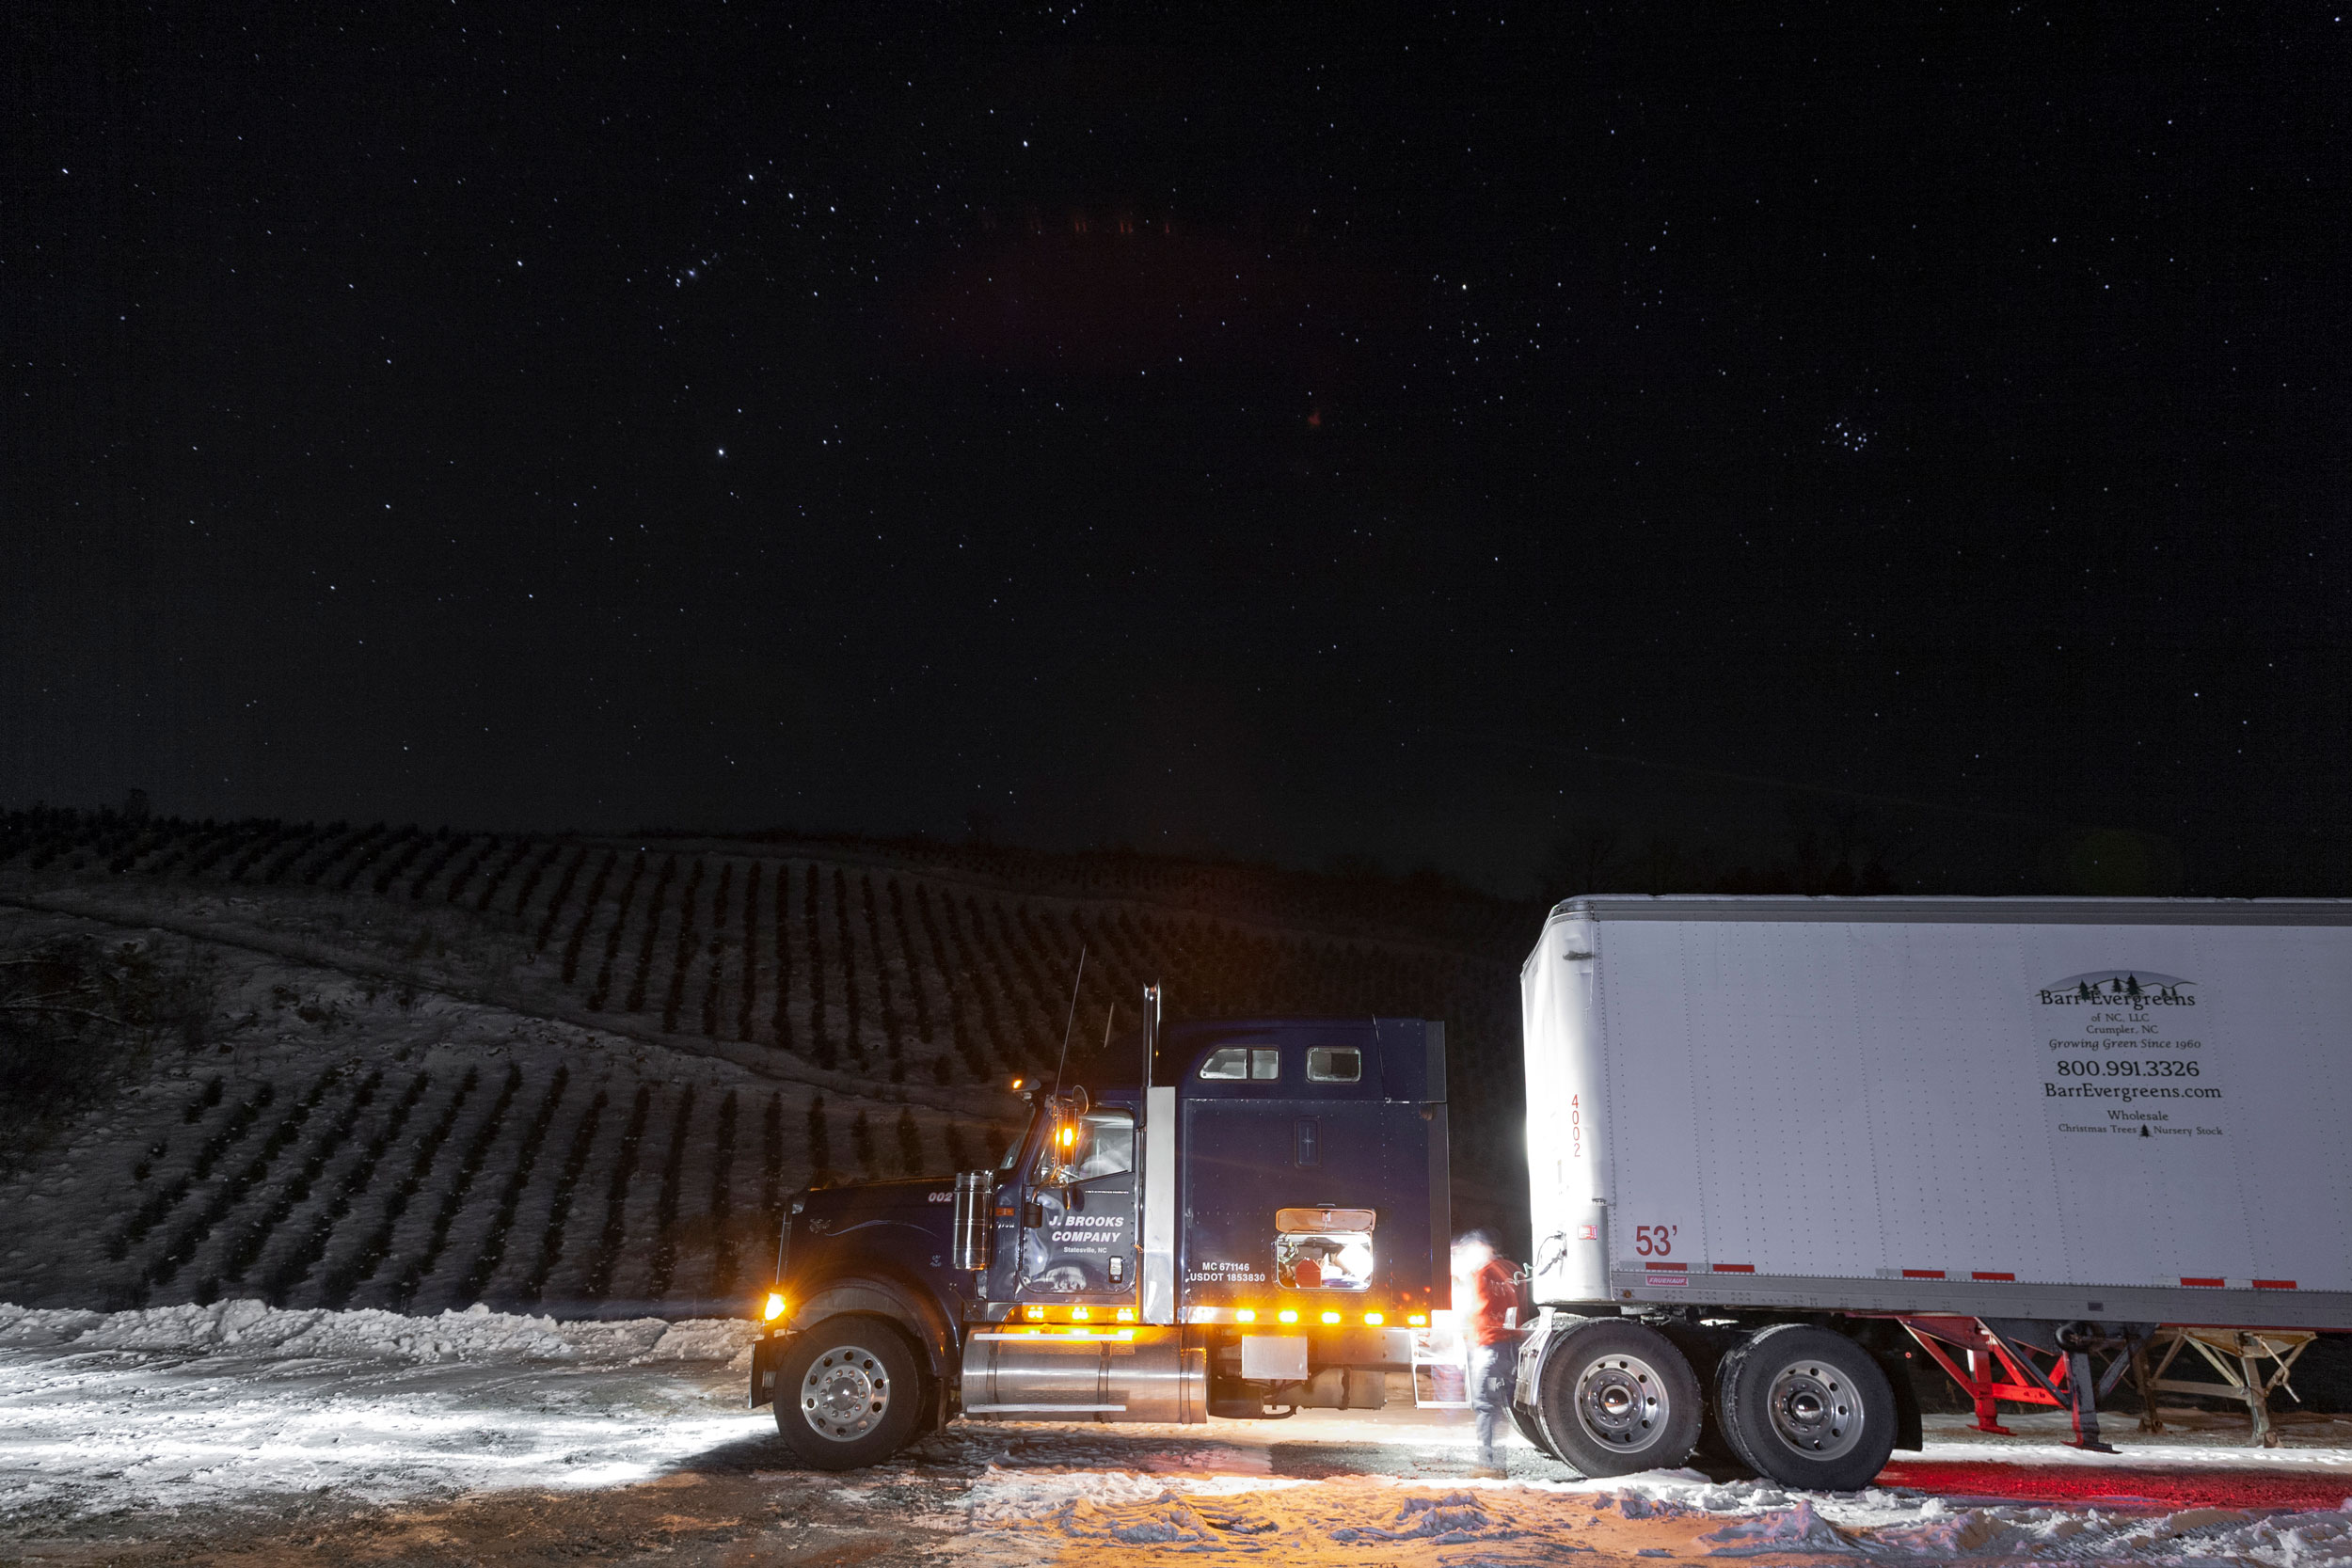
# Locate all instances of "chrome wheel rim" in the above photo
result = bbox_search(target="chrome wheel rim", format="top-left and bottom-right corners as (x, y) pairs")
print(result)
(800, 1343), (892, 1442)
(1763, 1358), (1863, 1461)
(1573, 1352), (1671, 1451)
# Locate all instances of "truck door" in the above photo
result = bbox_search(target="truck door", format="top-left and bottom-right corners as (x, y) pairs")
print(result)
(1017, 1107), (1137, 1298)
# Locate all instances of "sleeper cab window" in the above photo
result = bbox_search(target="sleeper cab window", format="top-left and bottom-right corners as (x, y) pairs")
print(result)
(1198, 1046), (1282, 1081)
(1305, 1046), (1361, 1084)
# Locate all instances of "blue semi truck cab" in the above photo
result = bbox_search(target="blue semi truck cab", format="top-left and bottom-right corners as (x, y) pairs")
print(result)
(750, 990), (1449, 1468)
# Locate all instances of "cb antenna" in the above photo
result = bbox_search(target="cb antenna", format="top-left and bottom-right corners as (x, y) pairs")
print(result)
(1050, 944), (1088, 1095)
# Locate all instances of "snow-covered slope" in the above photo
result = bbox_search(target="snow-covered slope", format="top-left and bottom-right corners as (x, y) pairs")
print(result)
(0, 816), (1527, 1320)
(0, 905), (978, 1317)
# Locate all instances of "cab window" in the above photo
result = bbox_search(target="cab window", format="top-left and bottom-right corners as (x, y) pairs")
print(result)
(1199, 1046), (1281, 1081)
(1306, 1047), (1361, 1083)
(1035, 1110), (1134, 1186)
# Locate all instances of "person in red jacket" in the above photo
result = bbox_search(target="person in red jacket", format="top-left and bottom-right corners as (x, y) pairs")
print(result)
(1451, 1228), (1523, 1477)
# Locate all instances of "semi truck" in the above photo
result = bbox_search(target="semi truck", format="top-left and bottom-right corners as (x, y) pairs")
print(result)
(750, 895), (2352, 1488)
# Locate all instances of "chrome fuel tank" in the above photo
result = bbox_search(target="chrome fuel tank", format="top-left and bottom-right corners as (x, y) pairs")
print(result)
(959, 1327), (1206, 1423)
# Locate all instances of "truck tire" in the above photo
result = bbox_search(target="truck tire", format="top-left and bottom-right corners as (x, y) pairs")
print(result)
(1534, 1319), (1702, 1478)
(772, 1317), (922, 1470)
(1716, 1324), (1896, 1492)
(1510, 1331), (1563, 1460)
(1510, 1402), (1559, 1460)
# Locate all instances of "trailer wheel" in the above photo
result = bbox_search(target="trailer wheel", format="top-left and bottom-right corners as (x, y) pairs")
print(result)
(1534, 1319), (1702, 1477)
(772, 1317), (921, 1470)
(1717, 1324), (1896, 1492)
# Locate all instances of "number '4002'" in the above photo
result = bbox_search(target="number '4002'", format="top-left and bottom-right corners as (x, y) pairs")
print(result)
(1634, 1225), (1679, 1257)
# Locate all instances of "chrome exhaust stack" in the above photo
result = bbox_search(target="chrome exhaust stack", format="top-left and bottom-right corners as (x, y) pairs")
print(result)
(950, 1170), (993, 1273)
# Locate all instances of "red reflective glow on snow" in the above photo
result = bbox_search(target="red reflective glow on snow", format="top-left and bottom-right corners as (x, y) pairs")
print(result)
(1879, 1460), (2352, 1512)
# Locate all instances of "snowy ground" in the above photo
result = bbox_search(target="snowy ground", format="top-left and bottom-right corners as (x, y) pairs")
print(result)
(6, 1304), (2352, 1565)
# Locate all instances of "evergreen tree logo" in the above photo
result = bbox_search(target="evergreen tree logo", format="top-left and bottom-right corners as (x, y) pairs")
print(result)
(2041, 970), (2196, 1004)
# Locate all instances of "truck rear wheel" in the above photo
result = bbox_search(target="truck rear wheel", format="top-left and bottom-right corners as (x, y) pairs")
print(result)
(772, 1317), (922, 1470)
(1716, 1324), (1896, 1492)
(1511, 1334), (1563, 1460)
(1510, 1402), (1559, 1459)
(1534, 1319), (1702, 1477)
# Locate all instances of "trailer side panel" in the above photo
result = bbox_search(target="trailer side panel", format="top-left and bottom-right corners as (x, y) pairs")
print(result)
(1523, 898), (2352, 1328)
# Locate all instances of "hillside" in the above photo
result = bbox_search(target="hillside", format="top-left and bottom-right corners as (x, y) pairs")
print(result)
(0, 809), (1537, 1318)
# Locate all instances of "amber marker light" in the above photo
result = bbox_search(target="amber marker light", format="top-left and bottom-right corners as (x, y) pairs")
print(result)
(1235, 1308), (1257, 1323)
(1407, 1313), (1428, 1326)
(762, 1292), (787, 1323)
(1363, 1312), (1385, 1326)
(1278, 1309), (1299, 1324)
(1024, 1306), (1046, 1321)
(1010, 1077), (1025, 1090)
(1115, 1307), (1135, 1322)
(1320, 1310), (1342, 1325)
(1072, 1306), (1091, 1321)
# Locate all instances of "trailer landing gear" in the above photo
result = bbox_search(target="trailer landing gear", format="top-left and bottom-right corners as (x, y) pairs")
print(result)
(1896, 1316), (2120, 1453)
(2131, 1327), (2314, 1449)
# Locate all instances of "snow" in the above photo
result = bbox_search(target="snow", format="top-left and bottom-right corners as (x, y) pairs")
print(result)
(1697, 1498), (1853, 1555)
(6, 1302), (2352, 1564)
(0, 1298), (771, 1535)
(957, 1467), (2352, 1565)
(0, 1296), (760, 1367)
(933, 1407), (2352, 1564)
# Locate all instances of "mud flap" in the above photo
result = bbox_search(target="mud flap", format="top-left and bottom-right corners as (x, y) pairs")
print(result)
(749, 1334), (787, 1409)
(1656, 1322), (1750, 1479)
(1512, 1324), (1549, 1409)
(1872, 1346), (1924, 1453)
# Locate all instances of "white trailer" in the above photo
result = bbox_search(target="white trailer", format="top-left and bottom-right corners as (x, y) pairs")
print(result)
(1513, 895), (2352, 1486)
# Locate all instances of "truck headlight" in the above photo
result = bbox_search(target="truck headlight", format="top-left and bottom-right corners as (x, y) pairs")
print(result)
(763, 1292), (787, 1323)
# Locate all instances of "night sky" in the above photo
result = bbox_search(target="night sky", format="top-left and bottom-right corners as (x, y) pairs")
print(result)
(8, 6), (2347, 895)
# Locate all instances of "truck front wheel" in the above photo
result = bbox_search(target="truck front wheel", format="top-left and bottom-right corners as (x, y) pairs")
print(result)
(1534, 1319), (1702, 1477)
(772, 1317), (922, 1470)
(1716, 1324), (1896, 1492)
